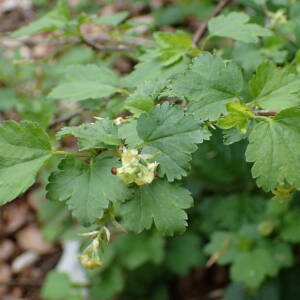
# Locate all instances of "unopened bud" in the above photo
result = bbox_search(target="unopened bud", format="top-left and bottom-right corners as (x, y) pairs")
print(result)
(258, 221), (275, 236)
(78, 241), (102, 269)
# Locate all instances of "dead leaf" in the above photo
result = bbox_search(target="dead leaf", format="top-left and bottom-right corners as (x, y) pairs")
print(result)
(16, 226), (53, 255)
(0, 240), (15, 262)
(0, 264), (12, 296)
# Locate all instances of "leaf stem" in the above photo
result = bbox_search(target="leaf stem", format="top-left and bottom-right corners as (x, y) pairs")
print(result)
(254, 110), (279, 116)
(200, 34), (213, 50)
(48, 109), (84, 128)
(118, 88), (130, 95)
(53, 151), (92, 157)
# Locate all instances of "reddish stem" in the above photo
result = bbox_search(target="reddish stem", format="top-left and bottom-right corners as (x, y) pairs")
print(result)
(254, 110), (279, 116)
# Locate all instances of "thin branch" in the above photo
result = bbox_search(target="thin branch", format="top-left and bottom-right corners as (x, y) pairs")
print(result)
(0, 279), (42, 287)
(82, 37), (134, 52)
(1, 33), (154, 52)
(192, 0), (233, 46)
(206, 235), (232, 268)
(254, 110), (279, 116)
(49, 109), (84, 129)
(0, 279), (91, 288)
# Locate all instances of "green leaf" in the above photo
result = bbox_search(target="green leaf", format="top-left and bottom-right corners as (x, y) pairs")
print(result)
(168, 53), (243, 121)
(124, 50), (189, 90)
(204, 232), (237, 265)
(0, 89), (19, 112)
(224, 281), (280, 300)
(91, 12), (128, 26)
(230, 241), (291, 289)
(12, 1), (70, 38)
(116, 231), (165, 269)
(246, 107), (300, 191)
(232, 42), (264, 73)
(41, 271), (71, 300)
(281, 210), (300, 242)
(0, 121), (52, 205)
(118, 119), (143, 148)
(223, 127), (247, 145)
(64, 64), (120, 85)
(65, 295), (82, 300)
(137, 103), (210, 181)
(217, 101), (254, 133)
(90, 267), (124, 300)
(249, 61), (300, 110)
(230, 248), (276, 288)
(119, 179), (193, 235)
(124, 80), (164, 116)
(208, 12), (271, 43)
(57, 119), (122, 151)
(49, 64), (120, 102)
(125, 94), (154, 116)
(199, 194), (265, 233)
(18, 98), (55, 129)
(192, 132), (250, 185)
(46, 153), (130, 226)
(267, 242), (293, 268)
(165, 233), (205, 275)
(153, 30), (193, 66)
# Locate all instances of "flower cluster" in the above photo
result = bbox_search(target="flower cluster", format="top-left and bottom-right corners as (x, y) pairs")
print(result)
(78, 227), (110, 269)
(78, 237), (102, 269)
(267, 9), (287, 29)
(117, 148), (159, 185)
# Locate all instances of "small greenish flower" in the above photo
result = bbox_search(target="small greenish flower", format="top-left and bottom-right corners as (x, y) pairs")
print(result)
(78, 227), (110, 269)
(117, 147), (159, 185)
(78, 238), (102, 269)
(113, 117), (125, 125)
(267, 9), (287, 29)
(272, 185), (294, 202)
(258, 220), (275, 236)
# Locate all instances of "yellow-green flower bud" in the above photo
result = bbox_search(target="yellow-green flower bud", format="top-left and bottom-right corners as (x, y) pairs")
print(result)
(268, 9), (287, 29)
(117, 147), (159, 185)
(78, 237), (102, 269)
(258, 221), (275, 236)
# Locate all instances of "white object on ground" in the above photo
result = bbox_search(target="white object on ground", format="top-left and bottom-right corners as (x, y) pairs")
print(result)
(12, 251), (39, 273)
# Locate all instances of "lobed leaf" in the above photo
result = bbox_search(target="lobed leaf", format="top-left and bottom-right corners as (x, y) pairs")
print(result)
(119, 179), (193, 235)
(246, 107), (300, 191)
(168, 53), (244, 121)
(12, 1), (70, 38)
(49, 64), (120, 102)
(46, 153), (131, 226)
(153, 30), (193, 66)
(208, 12), (271, 43)
(0, 121), (52, 205)
(249, 61), (300, 110)
(137, 103), (211, 181)
(57, 119), (122, 150)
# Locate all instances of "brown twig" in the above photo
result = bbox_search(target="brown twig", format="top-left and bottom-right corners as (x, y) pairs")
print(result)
(0, 279), (42, 287)
(192, 0), (233, 46)
(0, 279), (91, 288)
(254, 110), (279, 116)
(1, 33), (153, 52)
(49, 109), (84, 129)
(206, 235), (232, 268)
(81, 37), (134, 52)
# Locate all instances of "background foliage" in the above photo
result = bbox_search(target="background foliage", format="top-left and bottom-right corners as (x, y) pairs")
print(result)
(1, 0), (300, 299)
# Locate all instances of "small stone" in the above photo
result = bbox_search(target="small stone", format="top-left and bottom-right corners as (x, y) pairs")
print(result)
(11, 251), (39, 273)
